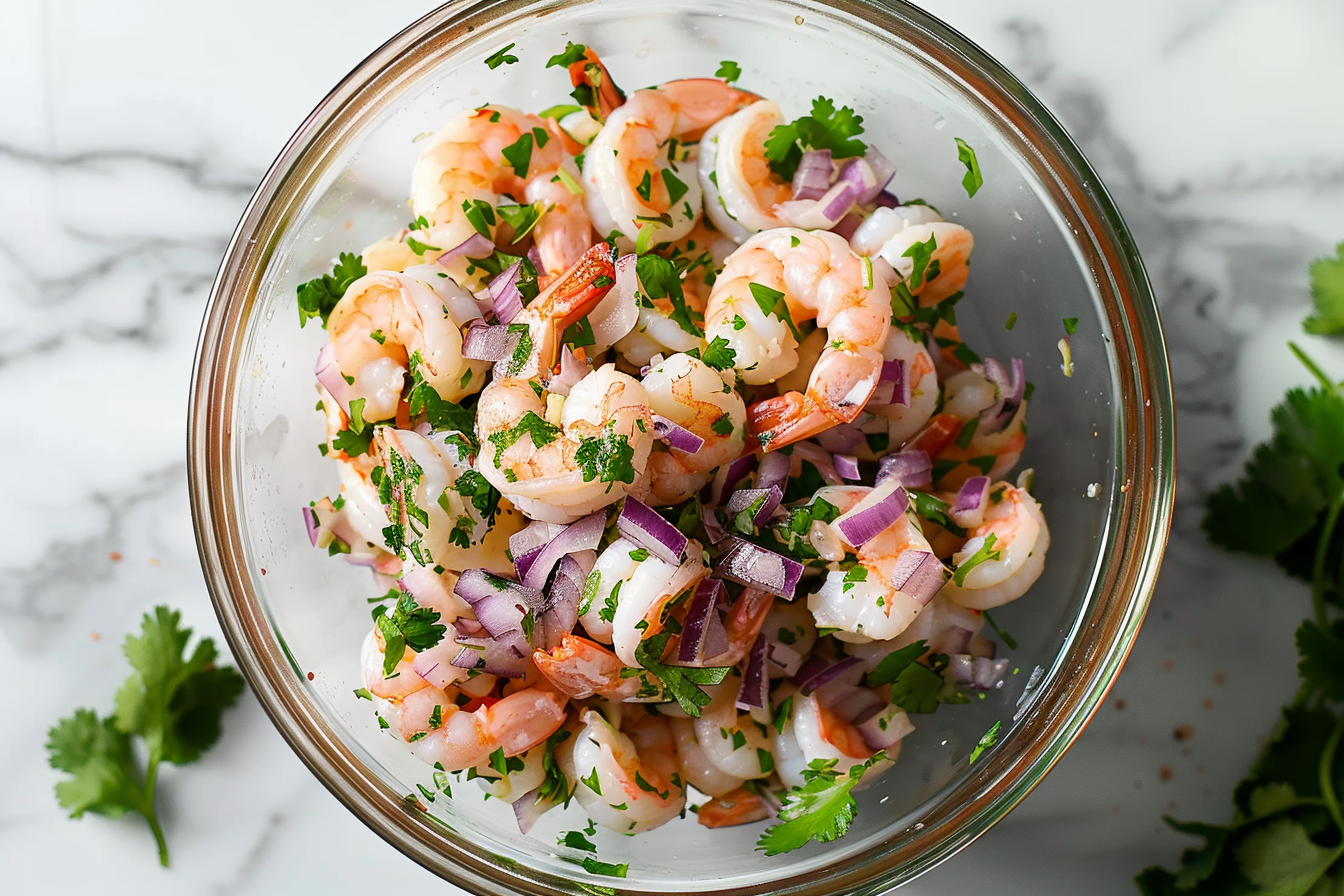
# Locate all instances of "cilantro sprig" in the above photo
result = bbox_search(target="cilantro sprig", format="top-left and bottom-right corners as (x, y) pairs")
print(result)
(1138, 246), (1344, 895)
(756, 751), (888, 855)
(297, 252), (366, 328)
(764, 96), (867, 182)
(46, 607), (246, 866)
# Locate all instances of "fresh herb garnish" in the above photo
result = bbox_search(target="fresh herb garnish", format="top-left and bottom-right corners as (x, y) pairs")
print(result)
(954, 137), (983, 198)
(371, 590), (447, 676)
(755, 751), (889, 855)
(715, 60), (742, 82)
(547, 41), (588, 69)
(764, 96), (867, 182)
(634, 631), (730, 717)
(46, 607), (246, 866)
(296, 252), (366, 328)
(484, 43), (518, 69)
(575, 425), (637, 485)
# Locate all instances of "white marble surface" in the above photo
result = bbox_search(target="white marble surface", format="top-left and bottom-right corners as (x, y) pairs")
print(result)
(3, 0), (1343, 892)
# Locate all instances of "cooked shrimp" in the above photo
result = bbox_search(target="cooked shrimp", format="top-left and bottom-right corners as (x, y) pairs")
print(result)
(851, 206), (973, 306)
(698, 100), (792, 242)
(584, 79), (755, 252)
(941, 483), (1049, 609)
(789, 690), (900, 778)
(410, 105), (591, 286)
(407, 682), (569, 772)
(907, 366), (1028, 490)
(610, 546), (707, 666)
(697, 786), (778, 828)
(866, 326), (940, 448)
(504, 242), (618, 382)
(691, 682), (776, 780)
(476, 364), (654, 524)
(571, 708), (686, 833)
(469, 742), (551, 804)
(326, 265), (487, 424)
(668, 717), (746, 798)
(639, 352), (747, 505)
(533, 633), (664, 702)
(578, 537), (644, 644)
(702, 228), (890, 449)
(805, 485), (945, 643)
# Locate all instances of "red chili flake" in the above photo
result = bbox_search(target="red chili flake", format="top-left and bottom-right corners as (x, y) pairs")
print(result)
(260, 568), (267, 576)
(307, 672), (315, 681)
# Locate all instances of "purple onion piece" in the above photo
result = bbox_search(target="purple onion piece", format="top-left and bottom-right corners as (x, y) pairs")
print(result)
(826, 684), (886, 725)
(756, 451), (790, 492)
(972, 657), (1011, 690)
(302, 506), (320, 546)
(489, 260), (526, 325)
(968, 634), (997, 660)
(526, 245), (546, 278)
(858, 706), (915, 750)
(877, 450), (932, 490)
(513, 787), (554, 834)
(976, 357), (1027, 435)
(712, 537), (803, 600)
(462, 321), (520, 361)
(617, 498), (688, 565)
(735, 634), (770, 710)
(949, 476), (991, 528)
(540, 552), (591, 650)
(834, 483), (909, 547)
(726, 485), (783, 527)
(521, 511), (606, 591)
(946, 653), (974, 685)
(651, 414), (706, 454)
(793, 655), (864, 696)
(814, 422), (864, 454)
(677, 579), (729, 665)
(314, 342), (356, 412)
(439, 232), (494, 265)
(701, 506), (730, 545)
(934, 624), (975, 657)
(791, 149), (834, 201)
(873, 190), (900, 209)
(833, 454), (861, 482)
(832, 212), (864, 240)
(510, 521), (565, 578)
(860, 147), (897, 203)
(821, 178), (862, 222)
(454, 569), (543, 634)
(890, 550), (949, 606)
(710, 454), (758, 506)
(881, 358), (910, 408)
(766, 640), (804, 678)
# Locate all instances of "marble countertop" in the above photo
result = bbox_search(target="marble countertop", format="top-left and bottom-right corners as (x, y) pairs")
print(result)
(4, 0), (1343, 892)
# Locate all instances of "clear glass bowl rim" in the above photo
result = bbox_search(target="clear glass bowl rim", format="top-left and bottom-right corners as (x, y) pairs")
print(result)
(187, 1), (1176, 893)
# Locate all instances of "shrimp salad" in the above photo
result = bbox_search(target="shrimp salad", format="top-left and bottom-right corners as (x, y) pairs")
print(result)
(298, 45), (1048, 856)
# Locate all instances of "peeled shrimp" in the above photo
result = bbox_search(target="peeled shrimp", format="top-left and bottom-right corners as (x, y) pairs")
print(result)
(406, 682), (569, 772)
(578, 537), (643, 644)
(691, 682), (776, 780)
(533, 633), (664, 702)
(908, 366), (1028, 490)
(851, 205), (973, 306)
(702, 228), (890, 449)
(411, 105), (591, 287)
(941, 483), (1049, 609)
(584, 79), (755, 252)
(698, 100), (792, 242)
(326, 265), (487, 424)
(571, 709), (686, 833)
(639, 352), (747, 505)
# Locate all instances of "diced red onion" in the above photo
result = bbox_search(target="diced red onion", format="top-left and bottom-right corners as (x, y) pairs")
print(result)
(873, 191), (900, 209)
(735, 633), (770, 709)
(314, 343), (357, 413)
(949, 476), (991, 528)
(883, 359), (910, 407)
(833, 454), (861, 481)
(513, 787), (554, 834)
(814, 422), (864, 454)
(890, 550), (948, 606)
(756, 451), (790, 492)
(701, 505), (729, 545)
(526, 245), (546, 277)
(974, 357), (1026, 435)
(832, 212), (864, 240)
(411, 640), (466, 691)
(793, 655), (864, 696)
(510, 521), (566, 579)
(932, 622), (975, 657)
(454, 569), (543, 632)
(766, 640), (804, 678)
(876, 450), (932, 490)
(792, 442), (844, 486)
(973, 657), (1011, 690)
(708, 454), (757, 507)
(860, 148), (897, 204)
(775, 176), (862, 230)
(302, 506), (320, 546)
(489, 260), (526, 324)
(825, 683), (886, 725)
(858, 705), (915, 750)
(652, 414), (705, 454)
(713, 537), (803, 600)
(791, 149), (834, 201)
(676, 579), (730, 665)
(834, 480), (909, 547)
(452, 629), (528, 679)
(439, 232), (494, 265)
(726, 485), (783, 527)
(969, 634), (997, 660)
(547, 346), (589, 397)
(946, 653), (974, 685)
(461, 320), (520, 361)
(538, 551), (592, 650)
(617, 498), (688, 565)
(589, 254), (639, 349)
(521, 511), (606, 591)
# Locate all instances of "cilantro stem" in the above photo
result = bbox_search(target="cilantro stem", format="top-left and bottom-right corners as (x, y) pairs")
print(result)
(1312, 496), (1344, 631)
(1318, 713), (1344, 835)
(142, 754), (169, 866)
(1289, 340), (1336, 391)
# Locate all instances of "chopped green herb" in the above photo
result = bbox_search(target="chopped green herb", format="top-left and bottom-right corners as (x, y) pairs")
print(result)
(954, 137), (983, 198)
(1063, 316), (1079, 336)
(715, 60), (742, 82)
(484, 43), (518, 68)
(968, 720), (1001, 764)
(547, 41), (588, 69)
(756, 751), (889, 855)
(763, 96), (867, 182)
(296, 252), (366, 328)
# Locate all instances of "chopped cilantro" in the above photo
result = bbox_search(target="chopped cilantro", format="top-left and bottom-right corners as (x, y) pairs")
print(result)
(296, 252), (366, 328)
(968, 720), (1001, 764)
(484, 43), (518, 68)
(902, 233), (940, 289)
(954, 137), (983, 197)
(953, 533), (1001, 586)
(547, 41), (588, 68)
(371, 591), (447, 677)
(1005, 311), (1018, 330)
(763, 96), (867, 182)
(637, 254), (702, 337)
(698, 336), (737, 372)
(634, 631), (730, 717)
(749, 282), (802, 340)
(756, 751), (888, 855)
(1303, 241), (1344, 335)
(497, 202), (546, 241)
(716, 60), (743, 82)
(661, 168), (689, 205)
(488, 410), (560, 463)
(461, 198), (496, 238)
(575, 425), (637, 484)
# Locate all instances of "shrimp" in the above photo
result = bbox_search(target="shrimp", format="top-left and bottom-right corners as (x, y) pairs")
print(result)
(690, 682), (776, 780)
(406, 682), (570, 772)
(698, 100), (791, 242)
(583, 79), (756, 252)
(702, 228), (890, 450)
(668, 717), (746, 798)
(503, 242), (618, 383)
(326, 265), (488, 424)
(475, 364), (654, 523)
(941, 484), (1049, 610)
(578, 537), (643, 644)
(696, 786), (778, 829)
(788, 690), (901, 779)
(410, 105), (591, 287)
(613, 231), (724, 367)
(468, 742), (551, 804)
(374, 427), (521, 574)
(610, 546), (708, 666)
(851, 205), (973, 305)
(533, 633), (665, 702)
(908, 365), (1028, 490)
(639, 352), (747, 505)
(805, 485), (945, 643)
(571, 708), (686, 833)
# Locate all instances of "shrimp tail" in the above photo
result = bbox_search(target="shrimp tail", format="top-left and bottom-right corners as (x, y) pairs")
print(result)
(531, 243), (618, 376)
(569, 49), (626, 121)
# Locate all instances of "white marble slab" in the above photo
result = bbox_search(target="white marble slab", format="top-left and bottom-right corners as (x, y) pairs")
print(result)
(3, 0), (1342, 892)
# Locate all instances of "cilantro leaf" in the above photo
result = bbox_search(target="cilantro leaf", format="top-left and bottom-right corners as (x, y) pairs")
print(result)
(954, 137), (983, 198)
(484, 43), (518, 69)
(698, 336), (737, 372)
(547, 41), (588, 68)
(756, 752), (887, 855)
(296, 252), (366, 328)
(764, 96), (866, 182)
(968, 720), (1001, 764)
(575, 425), (637, 484)
(748, 282), (802, 340)
(1304, 241), (1344, 335)
(637, 254), (701, 337)
(866, 640), (928, 687)
(634, 631), (729, 716)
(47, 607), (245, 866)
(715, 60), (742, 83)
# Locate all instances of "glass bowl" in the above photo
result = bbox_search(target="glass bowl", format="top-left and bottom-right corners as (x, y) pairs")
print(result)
(188, 0), (1174, 892)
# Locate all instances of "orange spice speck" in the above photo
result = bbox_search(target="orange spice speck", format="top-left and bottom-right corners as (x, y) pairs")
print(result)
(1174, 725), (1193, 742)
(1159, 766), (1173, 781)
(91, 632), (101, 641)
(148, 557), (160, 567)
(109, 552), (122, 562)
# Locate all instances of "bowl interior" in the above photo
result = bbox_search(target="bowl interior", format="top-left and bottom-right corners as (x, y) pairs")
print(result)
(197, 0), (1170, 893)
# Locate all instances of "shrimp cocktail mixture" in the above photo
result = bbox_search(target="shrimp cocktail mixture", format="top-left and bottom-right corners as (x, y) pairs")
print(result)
(299, 44), (1048, 856)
